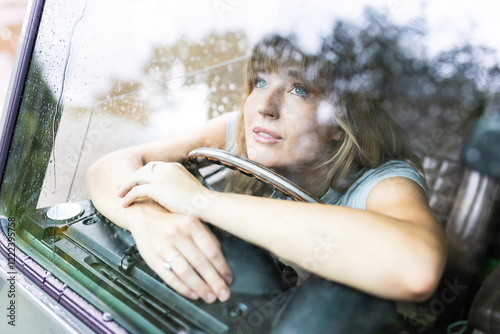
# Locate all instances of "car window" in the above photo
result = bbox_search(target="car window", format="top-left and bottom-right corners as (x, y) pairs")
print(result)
(1, 0), (499, 333)
(2, 1), (358, 332)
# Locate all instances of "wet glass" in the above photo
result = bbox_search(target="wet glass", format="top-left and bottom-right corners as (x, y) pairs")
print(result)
(1, 1), (360, 332)
(1, 0), (499, 332)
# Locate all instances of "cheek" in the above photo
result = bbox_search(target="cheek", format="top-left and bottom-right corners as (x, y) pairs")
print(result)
(243, 98), (255, 127)
(243, 114), (252, 142)
(296, 132), (324, 153)
(290, 123), (332, 156)
(291, 116), (325, 141)
(243, 92), (257, 114)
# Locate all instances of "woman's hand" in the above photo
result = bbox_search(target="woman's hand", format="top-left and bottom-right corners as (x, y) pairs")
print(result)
(125, 203), (233, 303)
(118, 161), (212, 216)
(117, 162), (232, 303)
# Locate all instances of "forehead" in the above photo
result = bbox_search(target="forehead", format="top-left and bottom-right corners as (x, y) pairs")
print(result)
(249, 48), (330, 93)
(256, 68), (302, 78)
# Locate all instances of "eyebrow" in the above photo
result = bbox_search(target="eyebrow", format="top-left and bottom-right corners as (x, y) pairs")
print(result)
(257, 69), (301, 78)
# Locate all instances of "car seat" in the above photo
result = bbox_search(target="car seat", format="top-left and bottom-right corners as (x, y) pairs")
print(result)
(422, 108), (500, 333)
(397, 100), (500, 332)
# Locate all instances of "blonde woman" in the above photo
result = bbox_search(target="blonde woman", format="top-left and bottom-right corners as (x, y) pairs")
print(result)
(87, 35), (446, 309)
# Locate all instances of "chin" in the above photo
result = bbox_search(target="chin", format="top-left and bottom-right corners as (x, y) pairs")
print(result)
(247, 150), (279, 168)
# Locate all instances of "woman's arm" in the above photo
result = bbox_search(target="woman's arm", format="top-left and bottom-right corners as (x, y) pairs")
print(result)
(86, 113), (233, 303)
(119, 165), (447, 302)
(204, 177), (446, 302)
(87, 113), (230, 230)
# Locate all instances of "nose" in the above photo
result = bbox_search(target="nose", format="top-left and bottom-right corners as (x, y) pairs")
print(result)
(257, 89), (281, 119)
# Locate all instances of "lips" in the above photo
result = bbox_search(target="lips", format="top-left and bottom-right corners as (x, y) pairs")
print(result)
(252, 126), (282, 144)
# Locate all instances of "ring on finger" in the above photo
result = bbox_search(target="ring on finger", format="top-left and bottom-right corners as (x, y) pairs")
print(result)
(164, 253), (181, 271)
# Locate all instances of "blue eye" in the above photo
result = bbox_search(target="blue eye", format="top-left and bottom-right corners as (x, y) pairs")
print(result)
(291, 85), (308, 96)
(254, 78), (267, 88)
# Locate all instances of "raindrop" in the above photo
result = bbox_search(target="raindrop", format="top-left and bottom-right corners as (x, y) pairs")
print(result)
(465, 148), (481, 163)
(381, 100), (392, 111)
(428, 104), (442, 118)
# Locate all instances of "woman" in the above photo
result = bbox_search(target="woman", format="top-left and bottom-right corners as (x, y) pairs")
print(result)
(87, 35), (446, 306)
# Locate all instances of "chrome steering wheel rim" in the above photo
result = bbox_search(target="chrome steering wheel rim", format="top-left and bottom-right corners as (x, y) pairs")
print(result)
(184, 147), (322, 203)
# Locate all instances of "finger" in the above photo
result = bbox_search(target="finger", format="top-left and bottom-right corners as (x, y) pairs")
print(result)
(120, 184), (152, 207)
(135, 243), (199, 300)
(149, 255), (199, 300)
(117, 163), (155, 197)
(164, 253), (220, 303)
(176, 239), (231, 302)
(117, 178), (145, 198)
(193, 224), (233, 285)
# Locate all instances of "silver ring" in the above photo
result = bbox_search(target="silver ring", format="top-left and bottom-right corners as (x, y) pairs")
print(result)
(164, 253), (181, 271)
(151, 163), (157, 172)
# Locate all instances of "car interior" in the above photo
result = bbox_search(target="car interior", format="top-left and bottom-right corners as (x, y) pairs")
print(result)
(1, 0), (499, 333)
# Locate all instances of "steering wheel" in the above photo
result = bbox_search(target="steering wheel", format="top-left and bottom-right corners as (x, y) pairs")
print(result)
(183, 148), (397, 332)
(184, 147), (323, 204)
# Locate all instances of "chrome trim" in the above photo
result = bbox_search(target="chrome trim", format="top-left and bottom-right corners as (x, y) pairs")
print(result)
(186, 148), (322, 203)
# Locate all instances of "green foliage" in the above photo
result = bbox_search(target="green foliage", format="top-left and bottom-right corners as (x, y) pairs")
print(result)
(102, 8), (500, 159)
(319, 8), (499, 158)
(0, 60), (60, 218)
(143, 31), (250, 119)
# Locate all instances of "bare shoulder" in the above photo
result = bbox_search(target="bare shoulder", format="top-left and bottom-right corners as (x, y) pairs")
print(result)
(366, 176), (438, 227)
(366, 175), (447, 273)
(190, 112), (233, 147)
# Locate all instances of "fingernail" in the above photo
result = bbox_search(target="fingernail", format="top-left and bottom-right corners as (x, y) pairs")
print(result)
(205, 292), (216, 303)
(190, 292), (198, 300)
(225, 275), (233, 285)
(218, 288), (229, 302)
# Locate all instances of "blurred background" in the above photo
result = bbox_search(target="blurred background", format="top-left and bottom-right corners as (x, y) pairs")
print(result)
(1, 0), (500, 206)
(2, 0), (500, 136)
(2, 0), (500, 126)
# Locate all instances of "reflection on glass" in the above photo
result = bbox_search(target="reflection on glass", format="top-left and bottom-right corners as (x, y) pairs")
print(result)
(32, 1), (497, 209)
(1, 1), (499, 333)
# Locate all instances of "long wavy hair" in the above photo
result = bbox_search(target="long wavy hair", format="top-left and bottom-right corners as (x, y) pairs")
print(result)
(231, 35), (418, 193)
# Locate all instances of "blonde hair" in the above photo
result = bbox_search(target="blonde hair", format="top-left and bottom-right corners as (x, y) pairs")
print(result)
(233, 35), (417, 193)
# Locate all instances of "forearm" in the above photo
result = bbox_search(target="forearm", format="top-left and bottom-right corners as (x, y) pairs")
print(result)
(87, 147), (147, 230)
(198, 191), (446, 301)
(87, 114), (229, 229)
(87, 129), (208, 226)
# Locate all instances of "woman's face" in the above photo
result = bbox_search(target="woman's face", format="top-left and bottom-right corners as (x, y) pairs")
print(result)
(243, 69), (340, 169)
